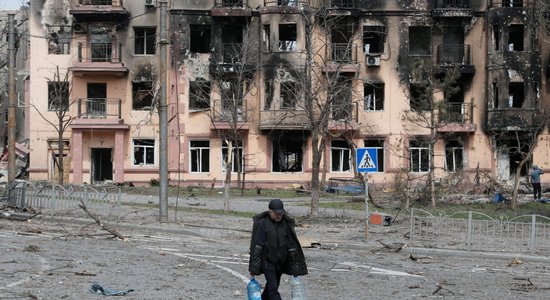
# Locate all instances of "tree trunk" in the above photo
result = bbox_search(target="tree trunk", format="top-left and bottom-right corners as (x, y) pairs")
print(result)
(309, 135), (323, 217)
(57, 121), (64, 186)
(223, 140), (233, 212)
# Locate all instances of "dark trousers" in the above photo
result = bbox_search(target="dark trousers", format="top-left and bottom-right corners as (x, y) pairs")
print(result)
(533, 182), (542, 199)
(262, 261), (283, 300)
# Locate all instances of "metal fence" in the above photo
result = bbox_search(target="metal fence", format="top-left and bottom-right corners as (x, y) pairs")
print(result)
(409, 208), (550, 254)
(1, 182), (121, 220)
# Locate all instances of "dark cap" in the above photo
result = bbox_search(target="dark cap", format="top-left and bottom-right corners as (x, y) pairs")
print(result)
(268, 199), (285, 214)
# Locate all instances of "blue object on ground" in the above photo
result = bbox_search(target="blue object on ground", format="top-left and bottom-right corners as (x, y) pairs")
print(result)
(535, 199), (550, 204)
(90, 283), (134, 296)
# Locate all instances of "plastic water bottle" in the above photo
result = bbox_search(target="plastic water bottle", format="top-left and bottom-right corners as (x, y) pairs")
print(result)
(290, 275), (306, 300)
(247, 277), (262, 300)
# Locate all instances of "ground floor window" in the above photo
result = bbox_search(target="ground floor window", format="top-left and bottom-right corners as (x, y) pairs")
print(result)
(222, 140), (243, 173)
(133, 139), (155, 166)
(331, 140), (351, 172)
(364, 139), (384, 172)
(190, 140), (210, 172)
(410, 139), (429, 173)
(445, 140), (463, 172)
(272, 133), (304, 172)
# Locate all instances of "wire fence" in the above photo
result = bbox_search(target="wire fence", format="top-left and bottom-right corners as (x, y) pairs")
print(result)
(409, 208), (550, 254)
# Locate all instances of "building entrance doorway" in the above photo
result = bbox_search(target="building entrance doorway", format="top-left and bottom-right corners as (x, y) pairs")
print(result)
(91, 148), (112, 183)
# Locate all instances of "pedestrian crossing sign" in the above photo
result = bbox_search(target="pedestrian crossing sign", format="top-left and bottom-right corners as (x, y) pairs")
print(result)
(356, 148), (378, 173)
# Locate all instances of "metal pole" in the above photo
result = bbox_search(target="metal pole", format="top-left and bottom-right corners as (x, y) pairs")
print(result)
(158, 1), (169, 222)
(364, 173), (369, 240)
(7, 14), (16, 204)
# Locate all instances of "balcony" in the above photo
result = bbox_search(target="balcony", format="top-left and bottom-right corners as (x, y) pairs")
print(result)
(212, 0), (252, 17)
(329, 102), (359, 131)
(437, 103), (477, 132)
(72, 42), (127, 75)
(260, 109), (309, 131)
(489, 0), (533, 9)
(71, 98), (128, 129)
(70, 0), (129, 22)
(434, 44), (475, 75)
(486, 108), (540, 132)
(432, 0), (472, 18)
(211, 99), (249, 130)
(260, 0), (309, 13)
(324, 43), (360, 73)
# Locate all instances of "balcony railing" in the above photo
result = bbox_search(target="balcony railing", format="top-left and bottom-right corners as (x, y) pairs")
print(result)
(215, 0), (247, 7)
(78, 42), (122, 63)
(436, 0), (470, 8)
(77, 98), (121, 119)
(264, 0), (308, 6)
(329, 43), (358, 64)
(436, 44), (471, 65)
(330, 0), (354, 8)
(79, 0), (122, 5)
(439, 103), (472, 123)
(221, 43), (243, 63)
(212, 99), (247, 123)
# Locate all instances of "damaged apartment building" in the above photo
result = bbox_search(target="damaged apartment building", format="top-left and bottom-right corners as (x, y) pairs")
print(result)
(26, 0), (549, 187)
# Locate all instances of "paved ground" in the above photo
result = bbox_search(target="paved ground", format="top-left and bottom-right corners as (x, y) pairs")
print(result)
(2, 194), (550, 299)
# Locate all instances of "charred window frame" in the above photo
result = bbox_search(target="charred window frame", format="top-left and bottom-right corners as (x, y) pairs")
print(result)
(272, 134), (303, 173)
(132, 81), (154, 110)
(364, 81), (384, 111)
(492, 82), (499, 109)
(280, 81), (298, 109)
(190, 141), (210, 173)
(492, 25), (500, 51)
(363, 26), (385, 54)
(263, 24), (271, 52)
(189, 25), (211, 53)
(47, 25), (71, 55)
(331, 78), (353, 121)
(331, 140), (351, 172)
(264, 80), (273, 110)
(134, 27), (156, 55)
(408, 26), (431, 56)
(410, 139), (430, 173)
(508, 24), (524, 52)
(48, 81), (70, 111)
(502, 0), (523, 8)
(278, 24), (297, 52)
(508, 82), (524, 108)
(278, 0), (299, 5)
(133, 139), (155, 166)
(222, 140), (243, 173)
(189, 79), (211, 110)
(364, 139), (385, 172)
(445, 140), (463, 172)
(409, 83), (431, 111)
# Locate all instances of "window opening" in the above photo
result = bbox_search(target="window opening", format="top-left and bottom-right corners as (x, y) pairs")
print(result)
(190, 25), (211, 53)
(133, 139), (155, 166)
(363, 26), (385, 54)
(134, 27), (156, 55)
(272, 134), (304, 172)
(279, 24), (297, 51)
(410, 139), (430, 172)
(190, 141), (210, 172)
(409, 26), (431, 55)
(331, 140), (351, 172)
(222, 140), (243, 173)
(132, 81), (153, 110)
(508, 24), (524, 51)
(364, 139), (384, 172)
(189, 79), (211, 110)
(48, 81), (69, 111)
(364, 82), (384, 111)
(445, 140), (463, 172)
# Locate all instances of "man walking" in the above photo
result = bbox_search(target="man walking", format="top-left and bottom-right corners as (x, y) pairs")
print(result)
(249, 199), (307, 300)
(530, 165), (544, 200)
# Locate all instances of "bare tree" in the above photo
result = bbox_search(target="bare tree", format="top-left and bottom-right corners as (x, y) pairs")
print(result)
(32, 66), (73, 185)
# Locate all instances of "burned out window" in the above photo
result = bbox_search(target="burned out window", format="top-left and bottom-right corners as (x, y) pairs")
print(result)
(492, 82), (499, 109)
(331, 78), (352, 121)
(132, 81), (154, 110)
(508, 82), (524, 108)
(364, 82), (384, 111)
(264, 80), (273, 110)
(364, 139), (384, 172)
(331, 140), (351, 172)
(279, 24), (297, 51)
(445, 140), (463, 172)
(190, 141), (210, 173)
(410, 83), (431, 111)
(409, 26), (431, 55)
(410, 139), (430, 173)
(363, 26), (385, 54)
(47, 25), (71, 55)
(134, 27), (156, 55)
(48, 81), (70, 111)
(508, 24), (524, 51)
(190, 25), (211, 53)
(189, 79), (211, 110)
(278, 0), (298, 5)
(133, 139), (155, 166)
(280, 81), (298, 109)
(503, 0), (523, 7)
(272, 134), (303, 172)
(263, 24), (271, 52)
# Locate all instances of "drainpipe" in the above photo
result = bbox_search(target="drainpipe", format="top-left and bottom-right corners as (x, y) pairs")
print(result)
(159, 0), (168, 222)
(8, 14), (16, 203)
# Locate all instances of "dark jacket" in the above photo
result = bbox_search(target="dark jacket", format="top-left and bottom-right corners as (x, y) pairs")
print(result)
(248, 211), (308, 276)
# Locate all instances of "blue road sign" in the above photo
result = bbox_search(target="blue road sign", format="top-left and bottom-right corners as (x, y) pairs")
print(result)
(356, 148), (378, 173)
